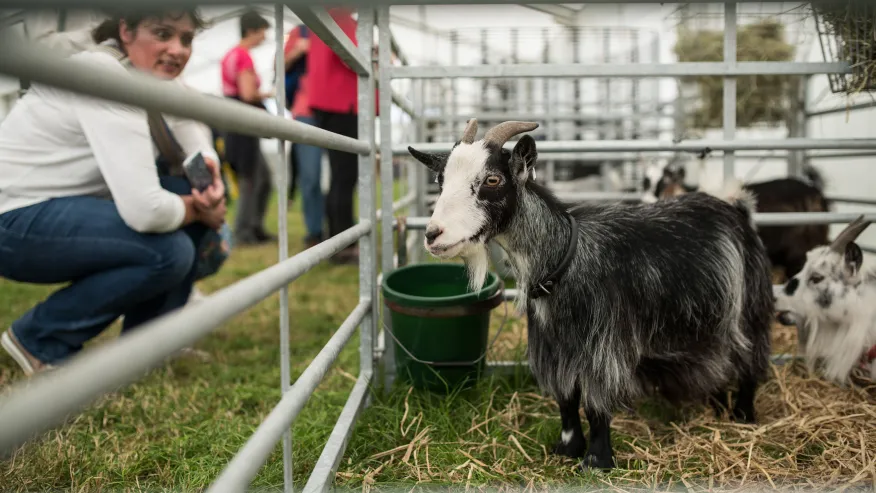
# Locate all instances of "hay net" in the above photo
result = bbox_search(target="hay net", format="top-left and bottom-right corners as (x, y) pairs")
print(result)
(812, 0), (876, 95)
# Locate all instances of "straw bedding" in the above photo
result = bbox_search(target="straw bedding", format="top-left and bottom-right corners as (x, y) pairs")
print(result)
(342, 298), (876, 491)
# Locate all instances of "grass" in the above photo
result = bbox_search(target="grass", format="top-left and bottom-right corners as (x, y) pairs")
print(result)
(2, 184), (876, 492)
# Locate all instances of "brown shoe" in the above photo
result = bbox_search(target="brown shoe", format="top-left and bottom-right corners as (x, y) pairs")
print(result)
(1, 328), (56, 376)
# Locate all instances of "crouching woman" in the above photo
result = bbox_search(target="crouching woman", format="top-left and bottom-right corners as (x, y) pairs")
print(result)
(0, 9), (226, 376)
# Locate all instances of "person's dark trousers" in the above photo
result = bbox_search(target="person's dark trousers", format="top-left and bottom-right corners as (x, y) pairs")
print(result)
(226, 132), (274, 245)
(0, 176), (206, 365)
(313, 109), (358, 249)
(234, 149), (274, 244)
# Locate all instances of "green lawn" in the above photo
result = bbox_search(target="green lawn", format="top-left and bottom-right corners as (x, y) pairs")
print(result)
(2, 184), (874, 491)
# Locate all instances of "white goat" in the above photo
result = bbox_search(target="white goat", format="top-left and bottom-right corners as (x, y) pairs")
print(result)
(775, 216), (876, 384)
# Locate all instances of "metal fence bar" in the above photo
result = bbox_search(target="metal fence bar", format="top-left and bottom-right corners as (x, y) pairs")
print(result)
(374, 192), (416, 218)
(755, 213), (876, 226)
(826, 196), (876, 206)
(809, 150), (876, 159)
(377, 4), (398, 399)
(723, 3), (736, 183)
(300, 373), (372, 493)
(288, 6), (371, 76)
(807, 100), (876, 117)
(393, 192), (417, 212)
(389, 61), (850, 80)
(206, 301), (371, 493)
(861, 246), (876, 255)
(391, 90), (417, 118)
(401, 213), (876, 230)
(356, 6), (378, 389)
(0, 222), (371, 455)
(420, 112), (675, 123)
(389, 29), (408, 66)
(273, 5), (293, 492)
(0, 31), (371, 155)
(392, 138), (876, 154)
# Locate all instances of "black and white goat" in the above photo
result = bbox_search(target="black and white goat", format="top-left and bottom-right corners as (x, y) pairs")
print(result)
(775, 216), (876, 384)
(408, 120), (775, 471)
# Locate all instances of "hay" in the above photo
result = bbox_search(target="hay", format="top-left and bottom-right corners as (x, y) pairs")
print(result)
(812, 1), (876, 94)
(674, 20), (797, 129)
(343, 321), (876, 491)
(346, 368), (876, 491)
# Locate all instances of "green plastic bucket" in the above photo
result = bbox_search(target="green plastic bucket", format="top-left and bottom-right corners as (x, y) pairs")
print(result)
(382, 263), (504, 392)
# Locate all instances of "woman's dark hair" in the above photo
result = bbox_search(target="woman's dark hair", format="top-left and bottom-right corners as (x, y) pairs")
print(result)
(91, 9), (207, 45)
(239, 9), (269, 38)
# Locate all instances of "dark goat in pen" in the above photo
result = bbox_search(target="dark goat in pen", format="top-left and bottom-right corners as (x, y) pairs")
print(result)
(647, 163), (830, 280)
(408, 119), (774, 471)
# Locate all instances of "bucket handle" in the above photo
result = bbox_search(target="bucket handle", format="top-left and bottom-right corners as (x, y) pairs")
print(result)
(382, 282), (511, 368)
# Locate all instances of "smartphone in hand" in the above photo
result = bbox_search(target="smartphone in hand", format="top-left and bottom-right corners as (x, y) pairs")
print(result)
(183, 151), (213, 193)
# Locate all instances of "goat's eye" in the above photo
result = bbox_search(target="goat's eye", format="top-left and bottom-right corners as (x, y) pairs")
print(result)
(484, 175), (501, 187)
(809, 273), (824, 284)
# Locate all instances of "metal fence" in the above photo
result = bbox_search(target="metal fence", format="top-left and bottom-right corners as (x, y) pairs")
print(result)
(0, 2), (876, 493)
(0, 4), (404, 493)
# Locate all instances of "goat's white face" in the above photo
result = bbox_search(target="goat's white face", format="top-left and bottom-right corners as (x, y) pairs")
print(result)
(775, 245), (864, 326)
(408, 120), (539, 262)
(421, 142), (491, 259)
(775, 217), (871, 327)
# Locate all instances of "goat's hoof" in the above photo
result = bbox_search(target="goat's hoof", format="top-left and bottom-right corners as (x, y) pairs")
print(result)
(579, 453), (615, 472)
(551, 438), (586, 458)
(730, 407), (756, 424)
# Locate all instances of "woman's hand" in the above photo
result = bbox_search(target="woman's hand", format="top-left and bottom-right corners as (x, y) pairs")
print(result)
(195, 197), (227, 231)
(206, 157), (225, 201)
(192, 157), (225, 210)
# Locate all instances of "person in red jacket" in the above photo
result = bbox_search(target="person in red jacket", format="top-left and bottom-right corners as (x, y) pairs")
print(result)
(306, 7), (365, 264)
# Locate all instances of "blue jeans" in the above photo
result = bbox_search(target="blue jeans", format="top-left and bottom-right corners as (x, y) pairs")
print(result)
(0, 176), (207, 364)
(293, 115), (324, 241)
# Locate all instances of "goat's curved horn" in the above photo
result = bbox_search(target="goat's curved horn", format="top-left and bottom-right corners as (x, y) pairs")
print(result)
(482, 121), (539, 148)
(829, 215), (872, 253)
(461, 118), (478, 144)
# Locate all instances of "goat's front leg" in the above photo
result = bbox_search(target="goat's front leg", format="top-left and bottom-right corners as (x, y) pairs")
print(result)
(551, 385), (586, 458)
(580, 409), (615, 471)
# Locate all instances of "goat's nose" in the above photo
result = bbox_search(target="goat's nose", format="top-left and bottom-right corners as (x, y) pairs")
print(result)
(425, 225), (443, 245)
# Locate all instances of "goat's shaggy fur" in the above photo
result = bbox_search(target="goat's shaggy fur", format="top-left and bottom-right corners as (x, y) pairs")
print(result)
(409, 120), (775, 470)
(647, 163), (830, 280)
(775, 217), (876, 384)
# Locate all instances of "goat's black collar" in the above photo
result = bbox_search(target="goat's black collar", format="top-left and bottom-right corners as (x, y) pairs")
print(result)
(527, 210), (578, 300)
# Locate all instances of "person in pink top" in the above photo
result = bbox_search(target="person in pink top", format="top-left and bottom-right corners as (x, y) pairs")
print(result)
(284, 24), (324, 249)
(220, 9), (275, 246)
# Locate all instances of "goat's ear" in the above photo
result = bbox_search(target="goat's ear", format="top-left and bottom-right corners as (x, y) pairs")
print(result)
(408, 146), (446, 174)
(510, 135), (538, 182)
(844, 241), (864, 276)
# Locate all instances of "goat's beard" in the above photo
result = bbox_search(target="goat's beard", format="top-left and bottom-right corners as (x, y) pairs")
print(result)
(460, 243), (490, 293)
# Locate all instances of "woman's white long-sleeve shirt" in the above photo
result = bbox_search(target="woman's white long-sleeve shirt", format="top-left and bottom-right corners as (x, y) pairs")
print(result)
(0, 48), (220, 233)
